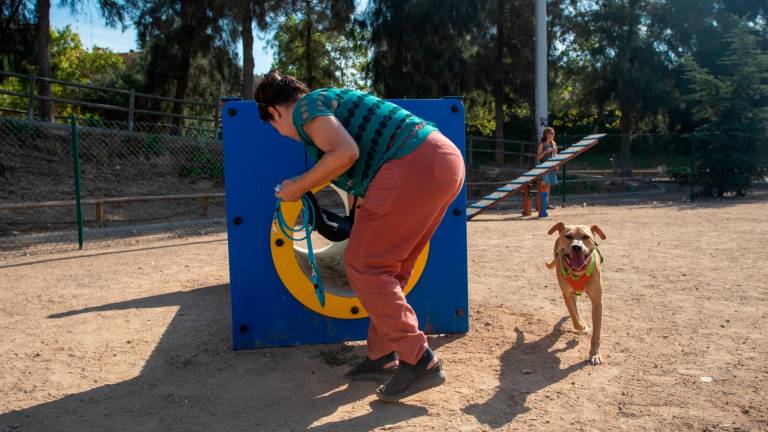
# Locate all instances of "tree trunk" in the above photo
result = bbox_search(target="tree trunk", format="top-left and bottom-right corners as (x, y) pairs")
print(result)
(493, 0), (505, 166)
(494, 92), (505, 166)
(172, 0), (194, 131)
(617, 0), (638, 177)
(619, 104), (632, 177)
(241, 5), (255, 99)
(172, 44), (192, 131)
(36, 0), (53, 122)
(304, 0), (313, 88)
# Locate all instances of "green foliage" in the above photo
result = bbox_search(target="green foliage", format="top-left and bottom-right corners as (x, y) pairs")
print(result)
(50, 26), (125, 84)
(690, 132), (764, 197)
(133, 0), (241, 106)
(271, 15), (368, 90)
(141, 134), (169, 159)
(0, 117), (46, 140)
(554, 0), (675, 132)
(80, 115), (106, 128)
(464, 91), (496, 137)
(682, 19), (768, 196)
(267, 0), (361, 90)
(0, 77), (28, 113)
(0, 0), (35, 74)
(365, 0), (479, 98)
(179, 146), (224, 178)
(1, 0), (765, 191)
(0, 26), (129, 117)
(470, 1), (534, 105)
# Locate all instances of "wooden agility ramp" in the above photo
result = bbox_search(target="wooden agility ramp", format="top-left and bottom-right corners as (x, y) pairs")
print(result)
(466, 133), (606, 220)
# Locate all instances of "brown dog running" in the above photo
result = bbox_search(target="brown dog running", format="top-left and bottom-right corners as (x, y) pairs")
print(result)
(546, 222), (606, 365)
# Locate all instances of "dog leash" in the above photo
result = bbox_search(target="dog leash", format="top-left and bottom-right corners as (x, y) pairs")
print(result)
(273, 186), (325, 307)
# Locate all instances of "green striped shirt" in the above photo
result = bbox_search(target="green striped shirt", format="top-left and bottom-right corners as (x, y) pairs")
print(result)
(292, 88), (437, 197)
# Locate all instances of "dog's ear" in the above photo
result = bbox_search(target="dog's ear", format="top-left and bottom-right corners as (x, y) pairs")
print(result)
(590, 224), (606, 240)
(548, 222), (565, 235)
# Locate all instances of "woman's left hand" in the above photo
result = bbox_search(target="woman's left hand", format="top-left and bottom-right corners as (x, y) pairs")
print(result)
(276, 177), (305, 202)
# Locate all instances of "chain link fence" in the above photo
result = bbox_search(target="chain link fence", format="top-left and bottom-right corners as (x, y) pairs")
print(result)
(2, 114), (766, 256)
(1, 115), (225, 256)
(1, 116), (77, 254)
(465, 135), (537, 170)
(465, 131), (767, 205)
(550, 133), (694, 197)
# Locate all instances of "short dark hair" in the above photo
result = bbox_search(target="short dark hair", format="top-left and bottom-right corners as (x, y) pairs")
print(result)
(254, 70), (309, 121)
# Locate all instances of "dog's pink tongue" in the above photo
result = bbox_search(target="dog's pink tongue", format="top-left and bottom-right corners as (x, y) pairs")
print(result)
(571, 255), (585, 269)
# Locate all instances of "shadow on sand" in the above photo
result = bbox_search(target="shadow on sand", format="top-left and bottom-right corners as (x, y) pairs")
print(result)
(463, 317), (586, 428)
(1, 284), (436, 431)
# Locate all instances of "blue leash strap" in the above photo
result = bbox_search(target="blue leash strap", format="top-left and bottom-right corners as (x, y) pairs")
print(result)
(273, 192), (326, 307)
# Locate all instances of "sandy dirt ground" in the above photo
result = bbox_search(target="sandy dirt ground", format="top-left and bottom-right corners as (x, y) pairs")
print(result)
(1, 198), (767, 431)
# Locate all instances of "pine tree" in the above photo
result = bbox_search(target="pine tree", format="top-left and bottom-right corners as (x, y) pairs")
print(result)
(559, 0), (674, 175)
(364, 0), (479, 98)
(683, 18), (768, 196)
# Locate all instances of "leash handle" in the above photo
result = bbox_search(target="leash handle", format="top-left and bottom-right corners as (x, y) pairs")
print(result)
(304, 220), (325, 307)
(273, 195), (325, 307)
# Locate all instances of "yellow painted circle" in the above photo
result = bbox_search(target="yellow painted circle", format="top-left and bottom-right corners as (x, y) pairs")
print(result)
(270, 189), (429, 320)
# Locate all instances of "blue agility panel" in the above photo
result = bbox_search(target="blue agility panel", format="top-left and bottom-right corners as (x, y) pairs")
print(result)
(222, 98), (469, 349)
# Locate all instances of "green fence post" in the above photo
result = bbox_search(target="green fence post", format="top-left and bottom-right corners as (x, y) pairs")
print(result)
(70, 115), (84, 249)
(561, 163), (566, 207)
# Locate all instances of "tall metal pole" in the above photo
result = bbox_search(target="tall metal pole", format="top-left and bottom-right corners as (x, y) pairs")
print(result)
(535, 0), (548, 141)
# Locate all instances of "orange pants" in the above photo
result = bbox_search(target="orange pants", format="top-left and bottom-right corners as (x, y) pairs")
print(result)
(344, 132), (465, 365)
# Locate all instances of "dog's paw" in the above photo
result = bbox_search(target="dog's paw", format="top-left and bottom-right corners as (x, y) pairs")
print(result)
(588, 354), (603, 365)
(574, 325), (591, 335)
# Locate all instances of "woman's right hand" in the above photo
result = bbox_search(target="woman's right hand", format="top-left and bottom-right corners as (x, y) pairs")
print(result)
(275, 177), (305, 202)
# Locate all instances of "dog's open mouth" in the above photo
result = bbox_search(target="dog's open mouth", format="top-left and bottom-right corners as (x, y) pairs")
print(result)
(565, 253), (588, 270)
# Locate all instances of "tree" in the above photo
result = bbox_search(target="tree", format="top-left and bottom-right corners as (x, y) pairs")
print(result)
(36, 0), (53, 121)
(132, 0), (239, 127)
(365, 0), (479, 98)
(265, 0), (356, 89)
(269, 13), (368, 89)
(8, 0), (130, 121)
(0, 0), (36, 74)
(682, 19), (768, 196)
(240, 2), (256, 98)
(650, 0), (767, 132)
(558, 0), (675, 175)
(365, 0), (535, 166)
(222, 0), (271, 99)
(470, 0), (534, 165)
(49, 26), (124, 82)
(0, 25), (129, 117)
(49, 26), (127, 118)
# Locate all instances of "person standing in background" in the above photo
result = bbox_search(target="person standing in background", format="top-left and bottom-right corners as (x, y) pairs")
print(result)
(535, 127), (559, 217)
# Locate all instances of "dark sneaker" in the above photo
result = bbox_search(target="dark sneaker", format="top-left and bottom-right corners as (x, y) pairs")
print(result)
(375, 348), (446, 402)
(344, 351), (398, 383)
